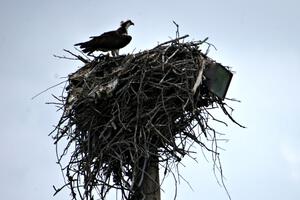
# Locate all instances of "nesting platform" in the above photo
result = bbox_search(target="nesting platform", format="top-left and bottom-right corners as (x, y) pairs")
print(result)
(51, 37), (240, 200)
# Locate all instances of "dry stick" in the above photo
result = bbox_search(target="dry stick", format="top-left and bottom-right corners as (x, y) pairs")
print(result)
(53, 49), (89, 63)
(31, 80), (67, 100)
(155, 34), (189, 48)
(172, 20), (180, 39)
(219, 101), (246, 128)
(53, 54), (78, 60)
(192, 58), (205, 94)
(204, 40), (218, 55)
(73, 47), (93, 61)
(63, 49), (89, 63)
(192, 37), (209, 46)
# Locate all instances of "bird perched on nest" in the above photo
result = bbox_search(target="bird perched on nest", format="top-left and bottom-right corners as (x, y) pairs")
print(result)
(75, 20), (134, 57)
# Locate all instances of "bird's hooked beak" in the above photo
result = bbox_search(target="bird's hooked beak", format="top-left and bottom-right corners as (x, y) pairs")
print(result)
(123, 20), (134, 30)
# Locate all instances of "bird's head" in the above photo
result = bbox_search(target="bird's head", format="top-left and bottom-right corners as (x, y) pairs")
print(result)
(120, 20), (134, 30)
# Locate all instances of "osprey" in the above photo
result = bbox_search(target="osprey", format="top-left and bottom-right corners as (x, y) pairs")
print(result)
(75, 20), (134, 57)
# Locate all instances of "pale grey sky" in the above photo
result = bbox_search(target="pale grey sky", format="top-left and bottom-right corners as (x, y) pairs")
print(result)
(0, 0), (299, 199)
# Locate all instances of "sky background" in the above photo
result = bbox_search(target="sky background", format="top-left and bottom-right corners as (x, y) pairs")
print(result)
(0, 0), (299, 199)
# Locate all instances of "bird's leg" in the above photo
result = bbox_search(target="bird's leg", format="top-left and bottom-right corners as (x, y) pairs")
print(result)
(87, 52), (98, 60)
(111, 51), (115, 57)
(111, 50), (119, 57)
(95, 53), (109, 61)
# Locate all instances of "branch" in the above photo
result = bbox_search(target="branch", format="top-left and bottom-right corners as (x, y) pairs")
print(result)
(172, 20), (180, 39)
(31, 80), (67, 100)
(53, 49), (89, 63)
(155, 35), (189, 48)
(63, 49), (89, 63)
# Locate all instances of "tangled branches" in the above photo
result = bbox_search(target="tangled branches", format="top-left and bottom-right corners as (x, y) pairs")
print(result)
(50, 36), (242, 200)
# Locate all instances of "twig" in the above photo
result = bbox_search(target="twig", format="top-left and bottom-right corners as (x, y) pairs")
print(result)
(53, 54), (78, 60)
(155, 35), (189, 48)
(192, 58), (206, 94)
(63, 49), (89, 63)
(31, 80), (67, 100)
(172, 20), (180, 39)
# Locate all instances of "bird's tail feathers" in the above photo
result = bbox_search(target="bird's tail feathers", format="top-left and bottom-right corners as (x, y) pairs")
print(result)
(74, 42), (83, 46)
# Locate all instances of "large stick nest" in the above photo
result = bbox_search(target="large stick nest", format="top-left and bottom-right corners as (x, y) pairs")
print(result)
(51, 36), (241, 200)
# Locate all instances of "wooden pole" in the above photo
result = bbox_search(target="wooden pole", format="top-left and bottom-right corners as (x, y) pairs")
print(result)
(141, 154), (161, 200)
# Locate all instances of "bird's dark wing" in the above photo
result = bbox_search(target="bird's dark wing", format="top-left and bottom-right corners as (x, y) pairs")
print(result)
(89, 30), (117, 39)
(75, 31), (132, 55)
(90, 34), (132, 50)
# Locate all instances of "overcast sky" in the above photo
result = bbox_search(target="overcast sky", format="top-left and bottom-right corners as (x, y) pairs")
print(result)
(1, 0), (300, 199)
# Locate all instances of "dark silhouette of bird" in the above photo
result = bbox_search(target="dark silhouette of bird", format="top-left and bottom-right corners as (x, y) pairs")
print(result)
(75, 20), (134, 57)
